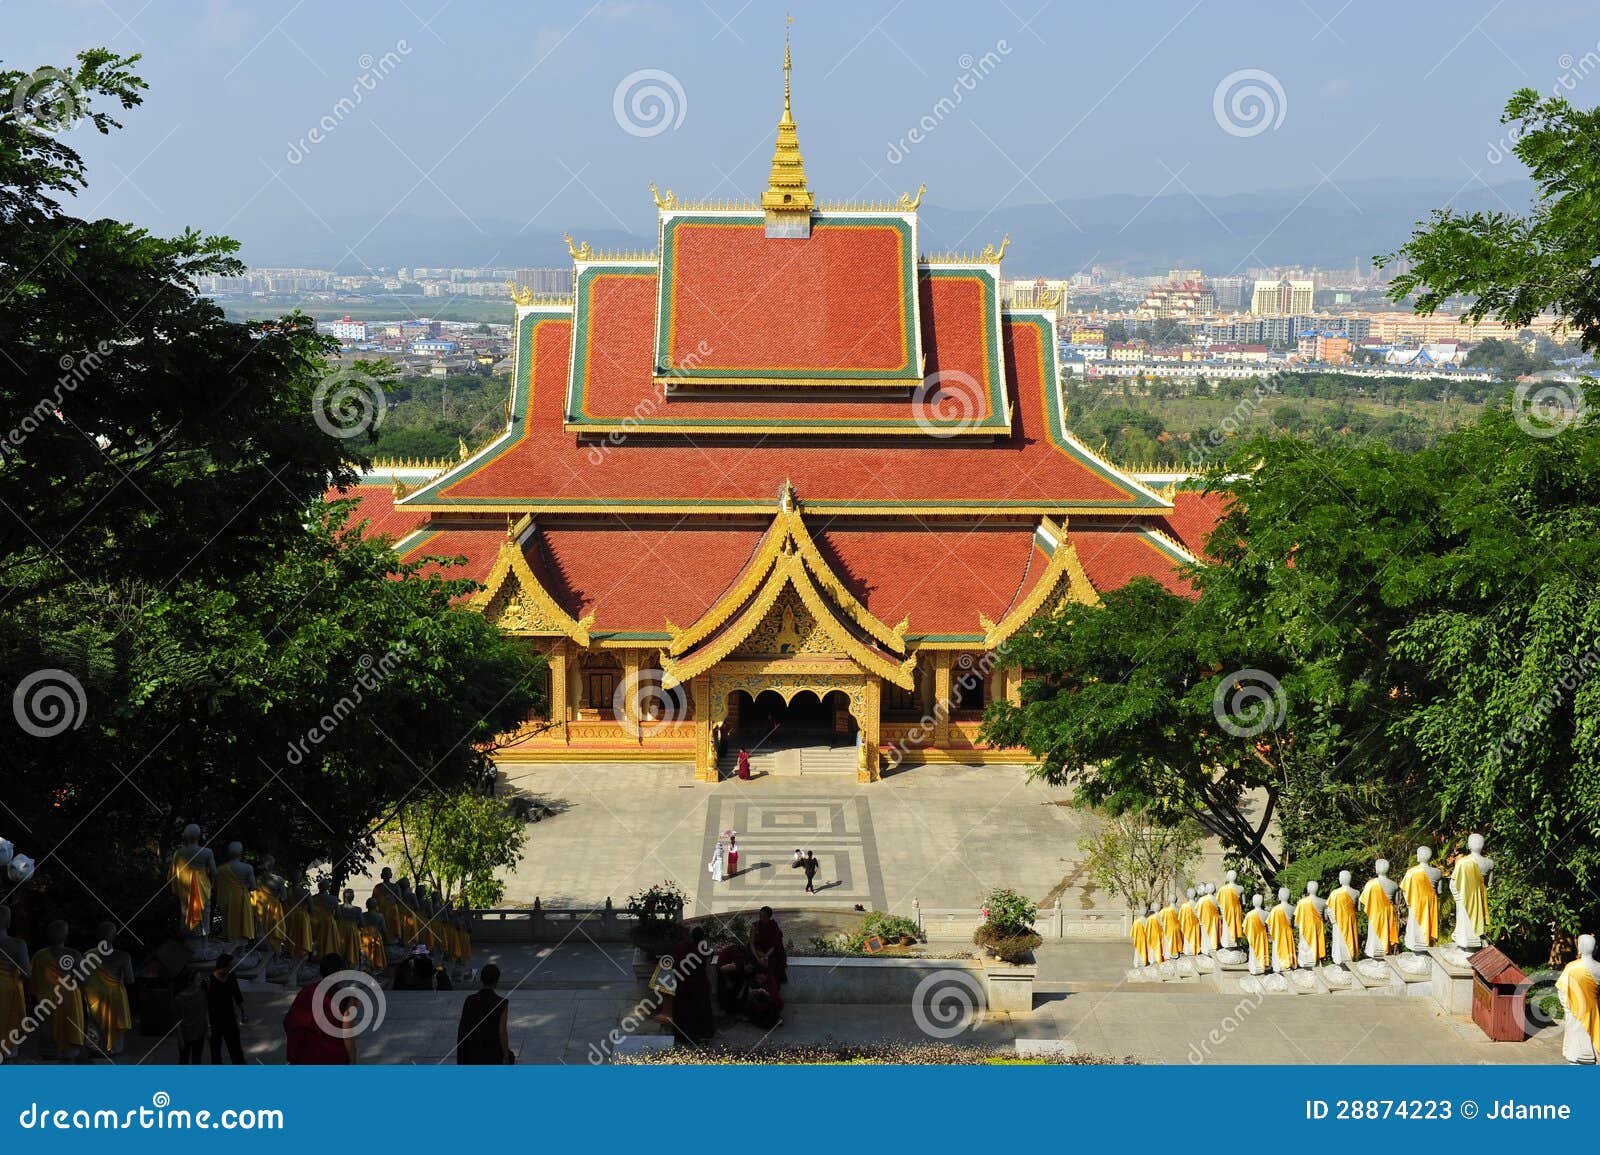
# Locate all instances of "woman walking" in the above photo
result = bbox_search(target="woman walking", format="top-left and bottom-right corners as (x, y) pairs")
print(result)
(708, 839), (726, 883)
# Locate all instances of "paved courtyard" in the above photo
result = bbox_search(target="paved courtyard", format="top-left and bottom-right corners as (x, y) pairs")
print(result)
(473, 761), (1227, 916)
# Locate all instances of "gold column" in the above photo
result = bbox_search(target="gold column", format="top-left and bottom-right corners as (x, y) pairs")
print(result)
(857, 675), (882, 783)
(693, 675), (716, 783)
(622, 648), (641, 742)
(932, 651), (952, 749)
(1005, 664), (1022, 706)
(548, 641), (569, 742)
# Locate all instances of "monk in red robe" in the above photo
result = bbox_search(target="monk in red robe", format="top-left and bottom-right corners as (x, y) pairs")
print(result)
(736, 749), (751, 780)
(752, 906), (787, 984)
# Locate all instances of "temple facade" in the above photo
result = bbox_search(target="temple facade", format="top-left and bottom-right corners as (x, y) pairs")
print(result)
(338, 40), (1221, 783)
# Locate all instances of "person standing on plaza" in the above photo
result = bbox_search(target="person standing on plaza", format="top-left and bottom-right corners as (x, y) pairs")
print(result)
(204, 953), (246, 1064)
(172, 969), (208, 1064)
(801, 851), (819, 895)
(283, 953), (355, 1064)
(456, 964), (512, 1064)
(708, 839), (726, 883)
(736, 749), (751, 780)
(726, 834), (739, 878)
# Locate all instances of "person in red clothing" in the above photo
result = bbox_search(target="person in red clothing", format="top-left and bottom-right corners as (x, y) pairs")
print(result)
(283, 953), (356, 1064)
(736, 749), (751, 780)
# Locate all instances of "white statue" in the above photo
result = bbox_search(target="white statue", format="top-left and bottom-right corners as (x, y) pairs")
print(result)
(1218, 870), (1245, 950)
(1296, 880), (1328, 968)
(1360, 859), (1400, 959)
(1243, 893), (1270, 976)
(1326, 870), (1361, 966)
(1401, 846), (1442, 952)
(1449, 833), (1494, 949)
(1196, 883), (1221, 955)
(1556, 934), (1600, 1065)
(1270, 887), (1295, 973)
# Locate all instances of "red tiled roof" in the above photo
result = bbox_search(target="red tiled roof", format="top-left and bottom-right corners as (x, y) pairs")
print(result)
(1068, 525), (1196, 598)
(1158, 490), (1230, 560)
(571, 270), (998, 427)
(658, 216), (915, 378)
(815, 522), (1049, 635)
(527, 520), (768, 632)
(327, 483), (428, 541)
(396, 526), (505, 586)
(419, 315), (1151, 509)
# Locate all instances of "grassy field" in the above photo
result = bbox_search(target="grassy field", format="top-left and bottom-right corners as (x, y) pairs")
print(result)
(220, 297), (517, 325)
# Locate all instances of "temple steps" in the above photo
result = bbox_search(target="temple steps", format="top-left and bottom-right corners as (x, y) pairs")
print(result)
(717, 744), (858, 777)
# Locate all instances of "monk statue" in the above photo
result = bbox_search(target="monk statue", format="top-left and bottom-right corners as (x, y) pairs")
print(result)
(1400, 846), (1442, 952)
(395, 876), (420, 948)
(29, 920), (86, 1061)
(1158, 895), (1182, 961)
(1268, 887), (1297, 973)
(311, 879), (341, 960)
(215, 842), (258, 950)
(1143, 905), (1165, 966)
(1243, 894), (1270, 976)
(1556, 934), (1600, 1065)
(338, 889), (364, 969)
(1178, 887), (1200, 956)
(168, 824), (216, 954)
(82, 921), (134, 1056)
(0, 906), (31, 1060)
(373, 867), (402, 945)
(1217, 870), (1246, 949)
(282, 881), (316, 973)
(361, 899), (389, 973)
(1130, 904), (1150, 968)
(1325, 870), (1361, 966)
(1359, 859), (1400, 958)
(1196, 883), (1222, 955)
(1295, 881), (1328, 968)
(1448, 833), (1494, 949)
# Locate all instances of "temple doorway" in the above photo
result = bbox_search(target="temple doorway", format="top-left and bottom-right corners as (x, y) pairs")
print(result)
(731, 688), (857, 751)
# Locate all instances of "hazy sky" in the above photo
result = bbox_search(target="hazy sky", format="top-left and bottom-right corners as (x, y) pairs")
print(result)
(11, 0), (1600, 259)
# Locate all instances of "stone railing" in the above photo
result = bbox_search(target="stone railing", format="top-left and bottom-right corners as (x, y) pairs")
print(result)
(471, 898), (644, 943)
(912, 899), (1130, 942)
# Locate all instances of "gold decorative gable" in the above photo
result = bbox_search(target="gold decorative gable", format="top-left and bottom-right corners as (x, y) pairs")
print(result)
(470, 520), (594, 644)
(976, 517), (1100, 649)
(733, 590), (842, 657)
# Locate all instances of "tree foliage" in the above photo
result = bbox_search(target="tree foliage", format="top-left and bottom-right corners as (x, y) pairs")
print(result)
(1078, 809), (1203, 911)
(390, 788), (527, 909)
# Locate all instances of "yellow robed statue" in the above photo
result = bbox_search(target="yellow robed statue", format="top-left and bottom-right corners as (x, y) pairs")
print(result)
(29, 949), (87, 1053)
(1359, 876), (1398, 953)
(1218, 883), (1244, 944)
(1451, 854), (1489, 943)
(1197, 893), (1222, 951)
(0, 959), (26, 1057)
(1131, 916), (1149, 966)
(311, 903), (340, 959)
(1178, 899), (1199, 954)
(215, 867), (256, 941)
(340, 916), (363, 968)
(1400, 860), (1439, 947)
(284, 900), (315, 958)
(169, 851), (212, 932)
(1159, 902), (1182, 959)
(360, 923), (388, 971)
(1268, 900), (1296, 971)
(1244, 907), (1270, 971)
(83, 968), (132, 1054)
(1294, 895), (1326, 964)
(1557, 939), (1600, 1064)
(1328, 886), (1360, 963)
(1144, 913), (1166, 963)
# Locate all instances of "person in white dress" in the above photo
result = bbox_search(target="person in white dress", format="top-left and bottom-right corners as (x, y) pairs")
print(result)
(707, 840), (726, 883)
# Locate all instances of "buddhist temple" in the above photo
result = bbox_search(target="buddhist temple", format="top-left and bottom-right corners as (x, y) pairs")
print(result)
(335, 32), (1224, 783)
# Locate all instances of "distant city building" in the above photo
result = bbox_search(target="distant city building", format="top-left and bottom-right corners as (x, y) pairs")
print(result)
(1250, 277), (1315, 316)
(1141, 279), (1214, 317)
(1211, 275), (1248, 312)
(410, 339), (459, 356)
(1068, 326), (1106, 345)
(324, 316), (368, 341)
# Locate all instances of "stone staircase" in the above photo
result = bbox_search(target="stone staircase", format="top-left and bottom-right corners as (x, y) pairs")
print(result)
(718, 743), (858, 777)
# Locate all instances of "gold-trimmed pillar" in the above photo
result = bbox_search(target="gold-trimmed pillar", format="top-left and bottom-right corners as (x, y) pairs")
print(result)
(932, 651), (952, 749)
(622, 648), (641, 742)
(857, 675), (882, 783)
(693, 674), (716, 783)
(548, 641), (570, 741)
(1005, 664), (1022, 706)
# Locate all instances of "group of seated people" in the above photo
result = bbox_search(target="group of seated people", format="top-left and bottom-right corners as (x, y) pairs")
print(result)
(665, 906), (788, 1044)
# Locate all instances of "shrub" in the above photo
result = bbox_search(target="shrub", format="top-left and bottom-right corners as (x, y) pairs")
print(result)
(974, 886), (1040, 963)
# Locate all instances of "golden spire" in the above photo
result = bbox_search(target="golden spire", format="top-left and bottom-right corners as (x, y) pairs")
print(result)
(761, 15), (814, 218)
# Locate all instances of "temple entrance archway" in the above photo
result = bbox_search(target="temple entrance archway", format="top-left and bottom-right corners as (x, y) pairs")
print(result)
(732, 688), (856, 750)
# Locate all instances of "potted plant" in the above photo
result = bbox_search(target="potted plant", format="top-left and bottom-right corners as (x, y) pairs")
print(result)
(625, 881), (687, 980)
(973, 887), (1041, 1012)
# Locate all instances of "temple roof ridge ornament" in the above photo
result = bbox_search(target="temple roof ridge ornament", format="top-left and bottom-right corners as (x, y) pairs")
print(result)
(563, 233), (596, 261)
(761, 16), (815, 234)
(471, 523), (594, 643)
(507, 281), (574, 307)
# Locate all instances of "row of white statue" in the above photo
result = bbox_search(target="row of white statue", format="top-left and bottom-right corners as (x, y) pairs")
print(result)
(1131, 839), (1494, 975)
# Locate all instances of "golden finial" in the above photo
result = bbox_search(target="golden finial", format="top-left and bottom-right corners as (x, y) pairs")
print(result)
(506, 280), (536, 306)
(762, 15), (814, 216)
(650, 182), (677, 210)
(563, 233), (595, 261)
(505, 515), (517, 540)
(458, 437), (470, 461)
(979, 235), (1011, 263)
(391, 476), (409, 500)
(1035, 286), (1063, 309)
(897, 184), (926, 211)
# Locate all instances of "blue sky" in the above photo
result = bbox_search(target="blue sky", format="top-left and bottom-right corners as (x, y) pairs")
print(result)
(10, 0), (1599, 260)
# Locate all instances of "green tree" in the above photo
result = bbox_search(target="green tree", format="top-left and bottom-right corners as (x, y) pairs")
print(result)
(1079, 808), (1203, 911)
(390, 787), (527, 908)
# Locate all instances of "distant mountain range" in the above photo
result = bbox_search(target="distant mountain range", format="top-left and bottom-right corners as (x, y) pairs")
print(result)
(236, 177), (1534, 276)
